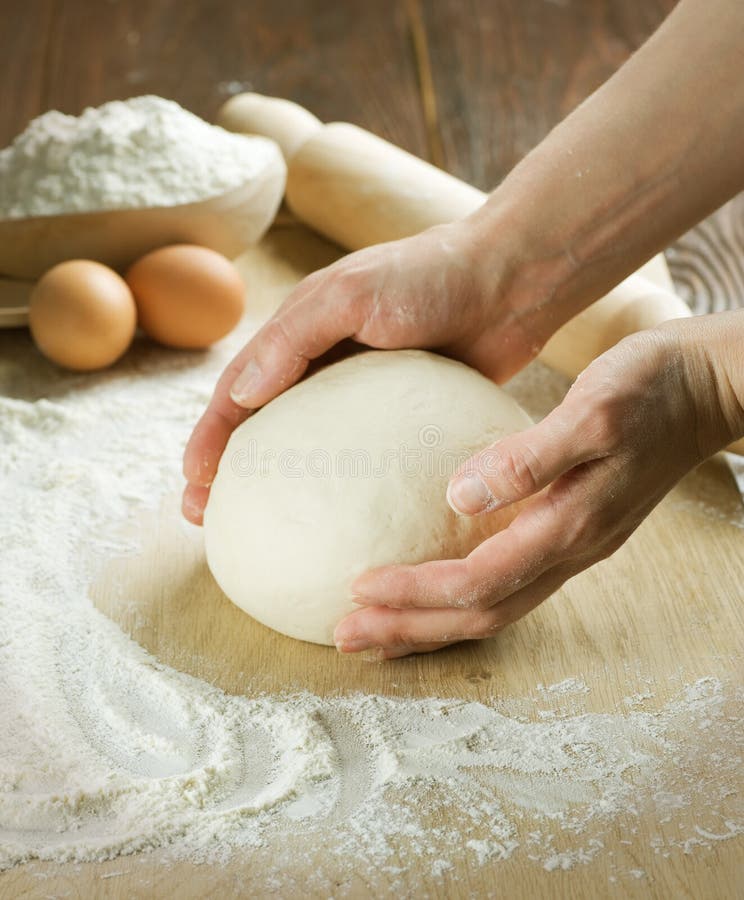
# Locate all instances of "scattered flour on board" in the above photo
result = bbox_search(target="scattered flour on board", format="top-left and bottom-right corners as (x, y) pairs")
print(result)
(0, 96), (279, 218)
(0, 312), (742, 892)
(537, 677), (590, 696)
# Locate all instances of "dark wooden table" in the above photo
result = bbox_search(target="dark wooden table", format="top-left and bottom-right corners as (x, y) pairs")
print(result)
(5, 0), (680, 183)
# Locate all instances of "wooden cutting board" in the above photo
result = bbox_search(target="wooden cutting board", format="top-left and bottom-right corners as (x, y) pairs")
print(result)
(3, 225), (743, 899)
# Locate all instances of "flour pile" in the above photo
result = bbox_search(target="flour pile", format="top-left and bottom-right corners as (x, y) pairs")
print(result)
(0, 312), (742, 891)
(0, 96), (278, 218)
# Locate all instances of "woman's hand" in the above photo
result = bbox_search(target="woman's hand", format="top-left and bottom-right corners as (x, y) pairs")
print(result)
(183, 0), (744, 528)
(334, 312), (744, 658)
(182, 219), (553, 524)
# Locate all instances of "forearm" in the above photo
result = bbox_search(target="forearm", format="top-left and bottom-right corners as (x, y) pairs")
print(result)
(469, 0), (744, 340)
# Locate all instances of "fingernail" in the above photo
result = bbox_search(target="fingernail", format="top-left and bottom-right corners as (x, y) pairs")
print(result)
(230, 358), (262, 406)
(446, 473), (497, 516)
(351, 572), (379, 599)
(182, 492), (204, 524)
(335, 637), (373, 653)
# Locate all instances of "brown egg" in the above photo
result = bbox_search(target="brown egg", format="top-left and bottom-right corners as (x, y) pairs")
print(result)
(125, 245), (246, 349)
(29, 260), (137, 371)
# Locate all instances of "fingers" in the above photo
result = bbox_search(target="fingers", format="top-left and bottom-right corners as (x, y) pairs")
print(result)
(338, 447), (634, 657)
(351, 490), (569, 611)
(228, 273), (364, 408)
(445, 403), (603, 516)
(352, 558), (475, 610)
(182, 483), (210, 525)
(377, 643), (451, 660)
(182, 348), (256, 486)
(335, 566), (570, 656)
(182, 264), (362, 497)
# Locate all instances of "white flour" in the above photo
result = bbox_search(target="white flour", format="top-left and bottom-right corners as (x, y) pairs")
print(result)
(0, 305), (742, 890)
(0, 96), (277, 218)
(537, 677), (590, 695)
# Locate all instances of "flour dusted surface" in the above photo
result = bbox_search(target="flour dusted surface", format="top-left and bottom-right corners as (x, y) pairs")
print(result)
(0, 96), (277, 218)
(0, 286), (742, 891)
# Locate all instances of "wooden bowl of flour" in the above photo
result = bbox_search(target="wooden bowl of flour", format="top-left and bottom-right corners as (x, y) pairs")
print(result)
(0, 145), (286, 282)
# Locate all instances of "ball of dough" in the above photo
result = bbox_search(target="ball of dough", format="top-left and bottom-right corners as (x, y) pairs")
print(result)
(204, 350), (532, 645)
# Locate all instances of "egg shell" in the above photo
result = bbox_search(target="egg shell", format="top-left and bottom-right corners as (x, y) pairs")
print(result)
(29, 260), (137, 371)
(125, 245), (246, 349)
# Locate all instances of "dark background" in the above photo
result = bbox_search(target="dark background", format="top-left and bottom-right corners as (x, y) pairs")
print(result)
(4, 0), (740, 312)
(4, 0), (676, 187)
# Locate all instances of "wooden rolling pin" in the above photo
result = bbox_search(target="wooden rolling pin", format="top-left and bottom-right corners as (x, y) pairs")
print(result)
(218, 94), (743, 455)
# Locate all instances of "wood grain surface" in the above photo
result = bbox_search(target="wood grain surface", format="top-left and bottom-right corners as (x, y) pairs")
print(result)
(668, 194), (744, 315)
(1, 1), (742, 898)
(0, 0), (428, 156)
(419, 0), (675, 187)
(3, 225), (743, 900)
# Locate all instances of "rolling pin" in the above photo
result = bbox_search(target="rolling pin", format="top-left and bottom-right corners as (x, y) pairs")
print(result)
(218, 93), (743, 455)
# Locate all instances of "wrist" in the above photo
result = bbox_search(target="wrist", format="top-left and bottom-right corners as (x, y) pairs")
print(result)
(659, 312), (744, 457)
(460, 133), (668, 351)
(699, 311), (744, 446)
(461, 189), (579, 348)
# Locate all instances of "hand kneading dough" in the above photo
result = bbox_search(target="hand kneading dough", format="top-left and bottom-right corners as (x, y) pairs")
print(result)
(204, 350), (532, 645)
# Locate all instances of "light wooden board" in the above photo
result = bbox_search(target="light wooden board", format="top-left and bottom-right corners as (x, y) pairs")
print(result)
(2, 226), (743, 899)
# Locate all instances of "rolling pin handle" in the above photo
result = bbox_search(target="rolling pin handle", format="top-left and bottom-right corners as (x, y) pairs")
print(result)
(216, 93), (323, 161)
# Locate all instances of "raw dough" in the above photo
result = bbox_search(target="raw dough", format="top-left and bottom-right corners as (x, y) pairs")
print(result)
(204, 350), (532, 645)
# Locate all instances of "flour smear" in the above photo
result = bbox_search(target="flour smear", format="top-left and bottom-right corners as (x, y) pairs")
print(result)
(1, 314), (742, 892)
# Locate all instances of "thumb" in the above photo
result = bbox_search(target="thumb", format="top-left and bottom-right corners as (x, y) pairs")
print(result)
(446, 408), (593, 516)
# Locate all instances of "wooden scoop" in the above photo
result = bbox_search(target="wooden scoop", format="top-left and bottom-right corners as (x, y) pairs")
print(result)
(0, 136), (286, 282)
(0, 277), (33, 327)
